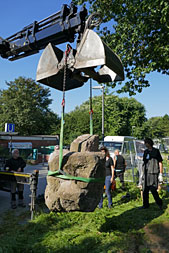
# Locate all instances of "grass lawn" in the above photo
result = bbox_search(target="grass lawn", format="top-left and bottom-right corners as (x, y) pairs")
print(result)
(0, 182), (169, 253)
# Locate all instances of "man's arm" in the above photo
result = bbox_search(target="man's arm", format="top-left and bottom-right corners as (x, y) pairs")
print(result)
(158, 161), (163, 184)
(111, 165), (115, 183)
(4, 159), (12, 170)
(113, 156), (116, 168)
(18, 158), (26, 171)
(157, 149), (163, 182)
(111, 158), (115, 183)
(159, 162), (163, 174)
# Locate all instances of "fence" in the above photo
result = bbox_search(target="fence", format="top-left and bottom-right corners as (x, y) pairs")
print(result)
(123, 160), (169, 186)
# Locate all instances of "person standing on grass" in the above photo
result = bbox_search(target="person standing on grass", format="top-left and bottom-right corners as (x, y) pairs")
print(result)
(5, 149), (26, 209)
(99, 146), (115, 208)
(113, 149), (126, 190)
(139, 138), (163, 210)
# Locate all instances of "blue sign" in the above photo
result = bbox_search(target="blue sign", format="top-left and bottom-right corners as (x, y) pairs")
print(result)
(5, 123), (15, 133)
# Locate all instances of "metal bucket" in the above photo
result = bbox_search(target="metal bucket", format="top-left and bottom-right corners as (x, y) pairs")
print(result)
(36, 43), (84, 91)
(36, 29), (124, 91)
(74, 29), (124, 82)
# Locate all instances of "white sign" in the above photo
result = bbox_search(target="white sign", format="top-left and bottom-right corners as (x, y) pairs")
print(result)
(8, 142), (32, 149)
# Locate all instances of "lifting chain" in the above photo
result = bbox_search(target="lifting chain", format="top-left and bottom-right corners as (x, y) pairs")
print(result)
(62, 44), (72, 109)
(59, 44), (72, 174)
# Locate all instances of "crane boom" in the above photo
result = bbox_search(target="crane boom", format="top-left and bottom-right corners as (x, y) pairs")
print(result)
(0, 3), (125, 91)
(0, 4), (87, 61)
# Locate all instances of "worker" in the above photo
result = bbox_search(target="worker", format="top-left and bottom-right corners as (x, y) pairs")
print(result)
(113, 149), (126, 190)
(139, 138), (163, 209)
(99, 146), (115, 208)
(5, 149), (26, 209)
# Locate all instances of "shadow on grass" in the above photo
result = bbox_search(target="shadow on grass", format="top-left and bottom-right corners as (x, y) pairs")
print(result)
(99, 198), (169, 233)
(0, 187), (168, 253)
(0, 211), (75, 253)
(52, 235), (137, 253)
(0, 215), (115, 253)
(0, 208), (144, 253)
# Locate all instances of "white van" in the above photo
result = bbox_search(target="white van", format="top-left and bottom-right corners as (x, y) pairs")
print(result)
(103, 136), (137, 169)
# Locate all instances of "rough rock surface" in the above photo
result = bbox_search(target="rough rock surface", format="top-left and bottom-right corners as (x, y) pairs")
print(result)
(70, 134), (99, 152)
(48, 149), (69, 171)
(45, 137), (105, 212)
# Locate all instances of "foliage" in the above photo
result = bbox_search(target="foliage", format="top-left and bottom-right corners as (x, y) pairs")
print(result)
(73, 0), (169, 95)
(0, 182), (169, 252)
(144, 114), (169, 139)
(63, 94), (147, 145)
(62, 106), (90, 145)
(0, 77), (59, 135)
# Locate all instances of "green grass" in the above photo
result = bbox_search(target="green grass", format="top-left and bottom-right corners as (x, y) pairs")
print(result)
(0, 182), (169, 253)
(163, 159), (169, 171)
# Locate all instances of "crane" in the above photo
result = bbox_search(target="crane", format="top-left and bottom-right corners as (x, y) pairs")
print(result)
(0, 3), (124, 91)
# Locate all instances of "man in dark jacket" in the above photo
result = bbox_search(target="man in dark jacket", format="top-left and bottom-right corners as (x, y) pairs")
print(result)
(140, 138), (163, 209)
(114, 149), (126, 189)
(5, 149), (26, 209)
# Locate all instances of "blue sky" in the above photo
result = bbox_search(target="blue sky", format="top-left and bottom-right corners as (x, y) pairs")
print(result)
(0, 0), (168, 119)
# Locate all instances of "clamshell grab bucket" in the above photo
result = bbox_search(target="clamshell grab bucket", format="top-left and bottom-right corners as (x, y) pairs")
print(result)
(36, 43), (84, 91)
(74, 29), (124, 82)
(36, 29), (124, 91)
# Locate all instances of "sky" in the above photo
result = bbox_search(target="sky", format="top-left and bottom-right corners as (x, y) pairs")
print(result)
(0, 0), (168, 120)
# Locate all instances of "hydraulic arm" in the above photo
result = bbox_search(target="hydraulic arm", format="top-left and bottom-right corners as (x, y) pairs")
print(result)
(0, 4), (87, 61)
(0, 3), (124, 91)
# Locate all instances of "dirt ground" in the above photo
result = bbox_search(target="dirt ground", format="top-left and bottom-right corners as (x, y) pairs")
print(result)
(144, 221), (169, 253)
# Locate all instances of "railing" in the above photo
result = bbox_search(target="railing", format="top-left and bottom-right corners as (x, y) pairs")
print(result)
(122, 163), (169, 187)
(0, 170), (39, 219)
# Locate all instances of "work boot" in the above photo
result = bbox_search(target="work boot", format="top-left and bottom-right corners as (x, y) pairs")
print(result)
(18, 199), (26, 207)
(121, 183), (126, 191)
(11, 201), (17, 209)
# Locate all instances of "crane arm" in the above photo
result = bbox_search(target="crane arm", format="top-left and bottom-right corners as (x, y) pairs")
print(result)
(0, 4), (87, 61)
(0, 3), (125, 90)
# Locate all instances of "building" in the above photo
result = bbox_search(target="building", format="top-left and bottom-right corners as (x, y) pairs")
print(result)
(0, 132), (59, 149)
(0, 132), (59, 163)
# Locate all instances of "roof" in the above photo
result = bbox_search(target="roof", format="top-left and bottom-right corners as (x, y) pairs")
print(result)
(104, 136), (136, 142)
(0, 134), (59, 141)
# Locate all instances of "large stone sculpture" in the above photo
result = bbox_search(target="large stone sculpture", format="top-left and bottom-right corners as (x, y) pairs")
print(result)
(45, 134), (105, 212)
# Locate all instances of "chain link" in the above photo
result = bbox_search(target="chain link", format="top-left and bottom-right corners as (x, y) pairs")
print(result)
(62, 44), (72, 110)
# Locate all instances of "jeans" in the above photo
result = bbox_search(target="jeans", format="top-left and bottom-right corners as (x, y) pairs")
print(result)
(99, 175), (112, 208)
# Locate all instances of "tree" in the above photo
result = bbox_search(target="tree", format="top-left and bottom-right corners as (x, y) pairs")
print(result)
(62, 106), (90, 145)
(161, 114), (169, 137)
(73, 0), (169, 95)
(0, 77), (59, 135)
(144, 114), (169, 138)
(63, 94), (147, 145)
